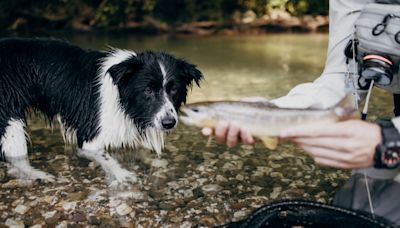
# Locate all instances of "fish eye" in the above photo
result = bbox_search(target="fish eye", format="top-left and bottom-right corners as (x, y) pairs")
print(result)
(144, 87), (154, 96)
(192, 108), (199, 113)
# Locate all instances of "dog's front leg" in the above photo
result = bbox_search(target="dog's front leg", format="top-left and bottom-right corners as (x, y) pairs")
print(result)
(77, 148), (138, 187)
(1, 119), (55, 182)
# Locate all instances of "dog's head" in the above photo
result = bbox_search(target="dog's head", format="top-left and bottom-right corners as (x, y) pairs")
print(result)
(106, 51), (203, 132)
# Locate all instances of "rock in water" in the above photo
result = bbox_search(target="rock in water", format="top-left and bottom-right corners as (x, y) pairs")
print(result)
(151, 159), (168, 169)
(14, 204), (29, 214)
(201, 184), (223, 194)
(116, 203), (133, 216)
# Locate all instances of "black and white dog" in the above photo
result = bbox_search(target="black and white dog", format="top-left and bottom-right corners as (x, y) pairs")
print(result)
(0, 38), (202, 185)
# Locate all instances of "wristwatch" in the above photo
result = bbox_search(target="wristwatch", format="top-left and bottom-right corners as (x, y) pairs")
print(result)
(374, 119), (400, 169)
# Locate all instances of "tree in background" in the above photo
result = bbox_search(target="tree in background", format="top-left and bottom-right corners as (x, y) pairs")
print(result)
(0, 0), (329, 31)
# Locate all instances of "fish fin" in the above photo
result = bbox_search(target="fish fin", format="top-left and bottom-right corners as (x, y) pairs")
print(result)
(260, 137), (278, 150)
(333, 93), (358, 119)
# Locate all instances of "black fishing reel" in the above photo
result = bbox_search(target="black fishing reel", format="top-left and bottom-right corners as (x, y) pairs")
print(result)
(358, 54), (394, 89)
(344, 40), (395, 90)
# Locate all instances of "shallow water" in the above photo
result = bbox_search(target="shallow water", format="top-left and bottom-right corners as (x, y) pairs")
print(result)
(0, 34), (394, 227)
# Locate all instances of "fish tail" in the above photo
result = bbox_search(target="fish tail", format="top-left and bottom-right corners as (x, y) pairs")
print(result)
(332, 93), (358, 119)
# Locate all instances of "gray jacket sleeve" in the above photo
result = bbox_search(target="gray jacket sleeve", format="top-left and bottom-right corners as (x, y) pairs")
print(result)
(271, 0), (374, 109)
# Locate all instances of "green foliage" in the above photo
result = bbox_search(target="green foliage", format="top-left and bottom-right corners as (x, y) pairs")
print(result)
(0, 0), (329, 30)
(288, 0), (329, 16)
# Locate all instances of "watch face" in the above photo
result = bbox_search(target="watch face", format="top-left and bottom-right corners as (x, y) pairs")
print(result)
(382, 147), (400, 168)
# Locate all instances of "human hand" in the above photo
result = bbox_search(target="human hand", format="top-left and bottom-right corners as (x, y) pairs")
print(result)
(201, 121), (255, 148)
(280, 120), (382, 169)
(201, 96), (268, 148)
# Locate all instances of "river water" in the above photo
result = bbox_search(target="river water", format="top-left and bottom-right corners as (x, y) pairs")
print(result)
(0, 34), (394, 227)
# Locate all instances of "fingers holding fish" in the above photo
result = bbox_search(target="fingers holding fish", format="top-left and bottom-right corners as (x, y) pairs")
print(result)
(286, 120), (381, 169)
(214, 121), (229, 144)
(206, 121), (255, 147)
(181, 93), (356, 149)
(298, 144), (374, 169)
(240, 129), (255, 145)
(227, 124), (241, 148)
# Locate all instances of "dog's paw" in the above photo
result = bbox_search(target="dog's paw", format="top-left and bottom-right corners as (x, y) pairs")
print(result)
(108, 168), (140, 189)
(29, 169), (56, 183)
(7, 166), (56, 183)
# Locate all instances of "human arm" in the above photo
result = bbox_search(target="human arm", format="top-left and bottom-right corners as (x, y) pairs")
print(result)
(202, 0), (374, 147)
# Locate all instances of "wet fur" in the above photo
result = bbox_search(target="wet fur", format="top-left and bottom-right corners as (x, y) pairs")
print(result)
(0, 38), (202, 183)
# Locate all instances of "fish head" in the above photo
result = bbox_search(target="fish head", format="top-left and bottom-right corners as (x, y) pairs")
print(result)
(180, 103), (216, 128)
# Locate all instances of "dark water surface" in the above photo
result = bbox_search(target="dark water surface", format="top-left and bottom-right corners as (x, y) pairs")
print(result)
(0, 34), (394, 227)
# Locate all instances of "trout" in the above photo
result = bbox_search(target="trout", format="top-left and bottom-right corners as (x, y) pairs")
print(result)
(180, 94), (357, 149)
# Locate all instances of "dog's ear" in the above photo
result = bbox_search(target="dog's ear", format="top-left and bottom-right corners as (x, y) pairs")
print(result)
(107, 58), (142, 85)
(178, 60), (203, 87)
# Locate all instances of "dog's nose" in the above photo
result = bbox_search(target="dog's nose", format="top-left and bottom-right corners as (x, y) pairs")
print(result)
(161, 118), (176, 129)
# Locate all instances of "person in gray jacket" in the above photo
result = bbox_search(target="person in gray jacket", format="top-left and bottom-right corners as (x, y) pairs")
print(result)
(201, 0), (400, 225)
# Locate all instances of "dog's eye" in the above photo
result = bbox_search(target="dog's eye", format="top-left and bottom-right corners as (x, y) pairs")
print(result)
(170, 85), (177, 94)
(144, 87), (154, 96)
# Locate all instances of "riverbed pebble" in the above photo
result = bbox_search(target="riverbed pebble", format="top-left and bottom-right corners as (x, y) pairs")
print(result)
(201, 184), (223, 194)
(14, 205), (29, 215)
(116, 203), (133, 216)
(62, 201), (77, 211)
(151, 159), (168, 169)
(5, 218), (24, 228)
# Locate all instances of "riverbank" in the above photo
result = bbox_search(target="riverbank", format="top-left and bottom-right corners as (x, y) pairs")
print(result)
(7, 13), (328, 36)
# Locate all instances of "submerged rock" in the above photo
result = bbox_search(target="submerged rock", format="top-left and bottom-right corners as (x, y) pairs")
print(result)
(62, 201), (77, 211)
(116, 203), (133, 216)
(14, 204), (29, 215)
(43, 211), (59, 225)
(151, 159), (168, 169)
(5, 218), (24, 228)
(201, 184), (223, 194)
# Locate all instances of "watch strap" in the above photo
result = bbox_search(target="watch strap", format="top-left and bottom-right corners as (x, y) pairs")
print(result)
(375, 119), (400, 169)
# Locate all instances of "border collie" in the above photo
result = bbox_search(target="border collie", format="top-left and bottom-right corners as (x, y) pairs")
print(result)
(0, 38), (202, 185)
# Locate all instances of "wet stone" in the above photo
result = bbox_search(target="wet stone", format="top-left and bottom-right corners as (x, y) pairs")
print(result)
(43, 211), (60, 225)
(183, 189), (194, 198)
(216, 175), (228, 183)
(250, 176), (270, 188)
(192, 187), (205, 198)
(5, 218), (25, 228)
(99, 219), (119, 228)
(270, 187), (282, 199)
(68, 191), (87, 201)
(236, 174), (245, 181)
(62, 201), (77, 211)
(199, 216), (217, 226)
(88, 215), (101, 225)
(151, 159), (168, 169)
(0, 165), (6, 181)
(159, 201), (177, 211)
(116, 203), (133, 216)
(233, 210), (248, 220)
(149, 175), (168, 189)
(2, 179), (33, 188)
(201, 184), (223, 194)
(270, 172), (284, 178)
(14, 204), (30, 215)
(72, 210), (86, 222)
